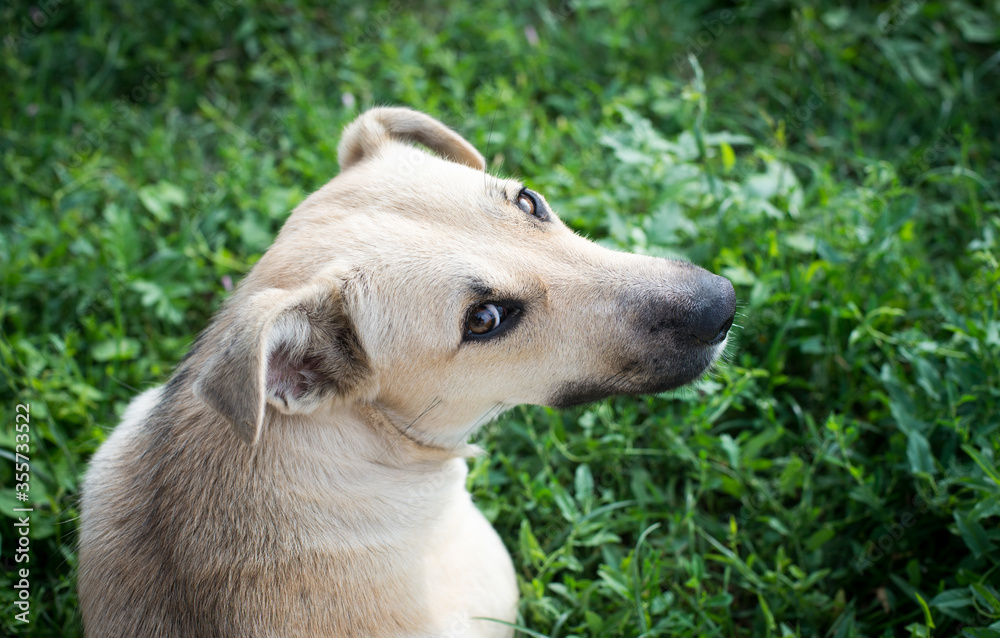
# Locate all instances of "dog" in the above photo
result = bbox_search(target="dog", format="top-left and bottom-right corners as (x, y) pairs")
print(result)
(78, 107), (735, 637)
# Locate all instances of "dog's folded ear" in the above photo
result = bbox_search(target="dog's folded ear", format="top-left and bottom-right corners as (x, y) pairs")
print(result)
(338, 106), (486, 172)
(194, 285), (371, 445)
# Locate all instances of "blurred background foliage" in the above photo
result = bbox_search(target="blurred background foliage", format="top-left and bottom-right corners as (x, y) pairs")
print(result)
(0, 0), (998, 636)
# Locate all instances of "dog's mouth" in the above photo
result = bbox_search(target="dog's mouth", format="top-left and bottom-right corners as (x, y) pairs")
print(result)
(545, 337), (729, 408)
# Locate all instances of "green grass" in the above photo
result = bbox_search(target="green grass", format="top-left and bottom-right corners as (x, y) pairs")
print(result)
(1, 0), (998, 636)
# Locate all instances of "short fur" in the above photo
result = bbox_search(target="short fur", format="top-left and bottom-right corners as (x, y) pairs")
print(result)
(79, 107), (735, 637)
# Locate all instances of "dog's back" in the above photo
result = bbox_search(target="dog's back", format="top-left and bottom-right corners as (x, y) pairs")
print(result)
(80, 382), (455, 637)
(80, 384), (293, 636)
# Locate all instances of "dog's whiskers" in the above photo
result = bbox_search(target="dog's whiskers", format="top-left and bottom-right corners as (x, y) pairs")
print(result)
(448, 401), (505, 456)
(374, 397), (443, 462)
(512, 128), (541, 181)
(483, 90), (503, 193)
(108, 374), (141, 393)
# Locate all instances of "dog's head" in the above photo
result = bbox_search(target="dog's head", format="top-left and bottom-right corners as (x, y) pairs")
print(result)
(195, 107), (735, 448)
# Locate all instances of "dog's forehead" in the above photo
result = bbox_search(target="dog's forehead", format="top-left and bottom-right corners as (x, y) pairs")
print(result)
(337, 145), (524, 221)
(269, 144), (563, 295)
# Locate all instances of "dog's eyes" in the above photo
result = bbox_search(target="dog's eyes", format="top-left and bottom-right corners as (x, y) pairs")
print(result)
(464, 302), (522, 341)
(466, 303), (507, 336)
(517, 190), (536, 215)
(516, 189), (547, 221)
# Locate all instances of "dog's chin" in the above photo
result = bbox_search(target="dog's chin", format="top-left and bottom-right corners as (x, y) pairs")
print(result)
(546, 339), (727, 408)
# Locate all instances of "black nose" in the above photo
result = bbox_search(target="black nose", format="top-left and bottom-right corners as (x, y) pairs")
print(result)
(689, 274), (736, 345)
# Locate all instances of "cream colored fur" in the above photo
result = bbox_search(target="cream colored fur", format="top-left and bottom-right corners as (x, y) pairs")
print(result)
(79, 107), (734, 637)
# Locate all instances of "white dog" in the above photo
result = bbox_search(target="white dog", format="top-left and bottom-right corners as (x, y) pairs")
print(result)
(79, 107), (735, 637)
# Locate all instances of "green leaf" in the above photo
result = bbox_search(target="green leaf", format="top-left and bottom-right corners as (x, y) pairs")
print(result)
(891, 574), (936, 625)
(822, 8), (851, 29)
(741, 427), (784, 463)
(138, 180), (188, 221)
(970, 495), (1000, 521)
(930, 588), (974, 608)
(783, 233), (817, 254)
(703, 132), (754, 146)
(779, 455), (806, 494)
(585, 610), (604, 634)
(930, 588), (974, 621)
(130, 279), (190, 325)
(0, 489), (30, 518)
(956, 11), (999, 43)
(91, 337), (141, 362)
(912, 356), (942, 400)
(720, 434), (740, 469)
(805, 527), (836, 551)
(914, 591), (936, 629)
(721, 265), (757, 286)
(551, 483), (579, 522)
(954, 513), (996, 558)
(904, 623), (932, 637)
(971, 584), (1000, 614)
(720, 141), (736, 172)
(649, 201), (697, 245)
(574, 463), (594, 512)
(906, 430), (937, 476)
(517, 519), (545, 568)
(237, 213), (274, 252)
(631, 523), (660, 634)
(765, 516), (790, 535)
(962, 444), (1000, 490)
(757, 592), (776, 630)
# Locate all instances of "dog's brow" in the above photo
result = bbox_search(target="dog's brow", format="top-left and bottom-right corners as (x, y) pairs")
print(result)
(487, 181), (520, 203)
(466, 277), (546, 307)
(469, 279), (496, 299)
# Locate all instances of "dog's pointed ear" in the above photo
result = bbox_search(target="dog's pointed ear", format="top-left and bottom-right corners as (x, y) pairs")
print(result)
(194, 285), (371, 445)
(338, 107), (486, 172)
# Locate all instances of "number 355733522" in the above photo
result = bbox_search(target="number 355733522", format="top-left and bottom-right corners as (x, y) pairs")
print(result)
(15, 404), (30, 491)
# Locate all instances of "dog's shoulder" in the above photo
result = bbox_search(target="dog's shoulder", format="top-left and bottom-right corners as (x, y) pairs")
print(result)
(84, 385), (164, 481)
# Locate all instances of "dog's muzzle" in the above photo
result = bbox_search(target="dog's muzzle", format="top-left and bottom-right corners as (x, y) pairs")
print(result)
(546, 267), (737, 408)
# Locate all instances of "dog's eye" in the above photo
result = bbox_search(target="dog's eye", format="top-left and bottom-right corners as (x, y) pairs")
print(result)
(466, 303), (507, 336)
(517, 188), (549, 222)
(463, 301), (523, 342)
(517, 190), (537, 216)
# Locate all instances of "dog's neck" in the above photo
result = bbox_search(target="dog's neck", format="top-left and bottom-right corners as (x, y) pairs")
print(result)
(355, 402), (482, 460)
(254, 402), (477, 550)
